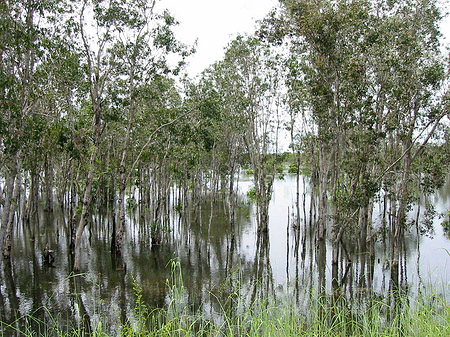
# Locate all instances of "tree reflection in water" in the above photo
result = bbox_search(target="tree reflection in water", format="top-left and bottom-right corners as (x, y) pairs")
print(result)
(0, 175), (449, 333)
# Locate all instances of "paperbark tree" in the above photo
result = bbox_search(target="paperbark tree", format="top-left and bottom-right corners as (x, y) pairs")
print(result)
(278, 0), (448, 296)
(71, 0), (119, 271)
(0, 0), (63, 258)
(217, 35), (284, 233)
(108, 4), (191, 254)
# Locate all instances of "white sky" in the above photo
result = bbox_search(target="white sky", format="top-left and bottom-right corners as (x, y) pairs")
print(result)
(162, 0), (450, 78)
(163, 0), (278, 77)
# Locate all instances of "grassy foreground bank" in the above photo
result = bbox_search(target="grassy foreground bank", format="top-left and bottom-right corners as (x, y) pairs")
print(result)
(1, 294), (449, 336)
(1, 263), (449, 336)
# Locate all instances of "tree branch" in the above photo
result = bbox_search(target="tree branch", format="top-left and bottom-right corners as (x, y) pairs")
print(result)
(125, 109), (192, 184)
(376, 109), (447, 182)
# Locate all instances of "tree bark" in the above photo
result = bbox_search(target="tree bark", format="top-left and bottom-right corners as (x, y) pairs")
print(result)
(44, 154), (54, 212)
(317, 144), (329, 241)
(73, 149), (97, 272)
(390, 139), (412, 293)
(2, 157), (21, 259)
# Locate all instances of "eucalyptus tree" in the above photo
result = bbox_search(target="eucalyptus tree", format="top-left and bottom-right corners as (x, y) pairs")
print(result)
(67, 0), (115, 271)
(280, 0), (334, 242)
(283, 48), (310, 227)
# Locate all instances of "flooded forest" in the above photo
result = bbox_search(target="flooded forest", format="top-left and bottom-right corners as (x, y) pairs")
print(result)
(1, 0), (450, 335)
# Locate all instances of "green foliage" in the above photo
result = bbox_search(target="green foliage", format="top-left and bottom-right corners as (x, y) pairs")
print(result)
(288, 163), (298, 174)
(441, 210), (450, 238)
(132, 279), (150, 334)
(126, 196), (137, 211)
(416, 144), (450, 194)
(174, 202), (183, 214)
(247, 186), (257, 201)
(276, 0), (448, 244)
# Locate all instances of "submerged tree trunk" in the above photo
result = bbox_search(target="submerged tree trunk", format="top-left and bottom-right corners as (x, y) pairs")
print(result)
(72, 0), (110, 270)
(390, 143), (412, 294)
(23, 171), (39, 226)
(116, 176), (126, 253)
(114, 63), (136, 254)
(317, 144), (329, 241)
(228, 163), (238, 238)
(1, 155), (20, 259)
(73, 149), (97, 272)
(72, 74), (103, 271)
(44, 154), (54, 212)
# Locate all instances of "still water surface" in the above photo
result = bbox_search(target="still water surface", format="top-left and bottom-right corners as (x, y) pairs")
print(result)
(0, 174), (449, 332)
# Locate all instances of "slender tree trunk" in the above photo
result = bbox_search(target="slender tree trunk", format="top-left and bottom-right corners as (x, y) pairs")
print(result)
(110, 173), (117, 252)
(317, 145), (329, 241)
(359, 205), (369, 253)
(296, 150), (301, 227)
(73, 150), (97, 272)
(2, 158), (21, 259)
(0, 167), (15, 242)
(228, 164), (236, 236)
(23, 170), (39, 240)
(115, 63), (137, 253)
(72, 102), (102, 271)
(44, 154), (54, 212)
(116, 177), (126, 252)
(69, 173), (78, 255)
(72, 0), (108, 271)
(391, 141), (412, 294)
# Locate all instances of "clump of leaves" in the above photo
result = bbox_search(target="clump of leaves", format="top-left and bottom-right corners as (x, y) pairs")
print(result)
(247, 186), (257, 201)
(174, 202), (183, 213)
(288, 163), (298, 173)
(126, 196), (137, 211)
(441, 210), (450, 238)
(245, 169), (254, 175)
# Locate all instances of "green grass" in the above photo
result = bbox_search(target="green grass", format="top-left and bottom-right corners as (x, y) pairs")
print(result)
(1, 262), (450, 336)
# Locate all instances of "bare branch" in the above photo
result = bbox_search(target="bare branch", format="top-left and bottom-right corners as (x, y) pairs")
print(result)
(126, 109), (192, 184)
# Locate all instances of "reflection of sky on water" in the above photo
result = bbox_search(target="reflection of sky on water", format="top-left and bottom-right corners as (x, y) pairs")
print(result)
(1, 173), (450, 331)
(410, 187), (450, 293)
(261, 174), (450, 295)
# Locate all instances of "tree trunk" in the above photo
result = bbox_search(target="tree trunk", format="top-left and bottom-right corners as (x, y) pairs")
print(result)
(114, 63), (136, 253)
(1, 170), (15, 249)
(317, 145), (329, 241)
(390, 140), (412, 294)
(44, 154), (54, 212)
(2, 159), (21, 259)
(73, 150), (96, 272)
(228, 165), (236, 235)
(115, 176), (126, 253)
(72, 104), (102, 271)
(24, 171), (39, 226)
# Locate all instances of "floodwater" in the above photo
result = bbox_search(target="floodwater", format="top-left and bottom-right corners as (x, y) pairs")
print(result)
(0, 174), (449, 333)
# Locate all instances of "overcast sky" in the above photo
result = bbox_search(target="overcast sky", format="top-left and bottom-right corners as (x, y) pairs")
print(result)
(162, 0), (450, 77)
(163, 0), (278, 76)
